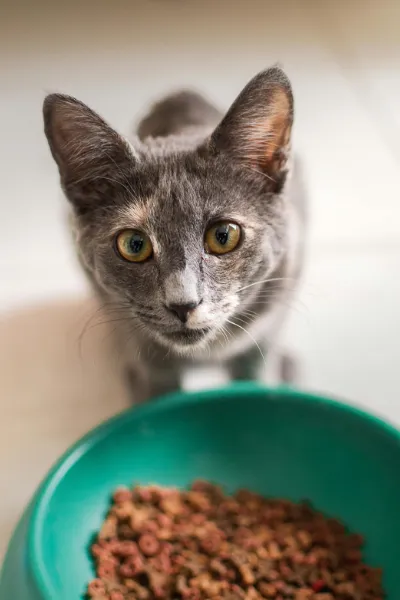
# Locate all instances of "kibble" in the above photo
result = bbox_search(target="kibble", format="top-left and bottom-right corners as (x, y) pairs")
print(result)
(86, 482), (385, 599)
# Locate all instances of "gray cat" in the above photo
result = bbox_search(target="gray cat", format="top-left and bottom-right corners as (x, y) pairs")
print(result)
(43, 66), (306, 403)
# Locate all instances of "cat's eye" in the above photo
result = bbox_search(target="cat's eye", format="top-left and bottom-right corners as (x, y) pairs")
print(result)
(205, 222), (241, 255)
(115, 229), (153, 262)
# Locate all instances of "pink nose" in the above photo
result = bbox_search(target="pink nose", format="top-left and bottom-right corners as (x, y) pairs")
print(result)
(167, 301), (200, 323)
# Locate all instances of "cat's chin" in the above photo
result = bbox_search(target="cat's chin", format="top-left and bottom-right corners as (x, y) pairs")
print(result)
(155, 327), (214, 353)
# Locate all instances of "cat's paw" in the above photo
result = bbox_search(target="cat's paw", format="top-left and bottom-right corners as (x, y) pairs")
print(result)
(279, 352), (301, 385)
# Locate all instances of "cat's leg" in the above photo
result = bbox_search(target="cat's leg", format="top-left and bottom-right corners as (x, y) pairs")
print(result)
(227, 345), (267, 382)
(228, 345), (300, 386)
(148, 366), (182, 400)
(124, 365), (151, 405)
(124, 363), (182, 404)
(279, 351), (300, 385)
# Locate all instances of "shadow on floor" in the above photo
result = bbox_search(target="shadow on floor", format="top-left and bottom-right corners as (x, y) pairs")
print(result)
(0, 297), (129, 561)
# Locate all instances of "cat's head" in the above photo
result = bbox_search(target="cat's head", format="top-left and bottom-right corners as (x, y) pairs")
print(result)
(43, 67), (294, 354)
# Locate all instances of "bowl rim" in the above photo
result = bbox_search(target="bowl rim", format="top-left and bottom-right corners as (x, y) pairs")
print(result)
(27, 382), (400, 599)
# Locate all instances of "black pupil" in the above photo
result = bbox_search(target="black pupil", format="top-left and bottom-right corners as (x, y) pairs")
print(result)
(215, 225), (230, 245)
(129, 234), (144, 254)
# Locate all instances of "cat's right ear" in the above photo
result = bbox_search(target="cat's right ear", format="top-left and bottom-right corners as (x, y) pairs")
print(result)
(43, 94), (136, 213)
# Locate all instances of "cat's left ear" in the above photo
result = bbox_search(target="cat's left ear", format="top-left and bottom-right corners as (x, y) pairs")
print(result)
(211, 67), (293, 182)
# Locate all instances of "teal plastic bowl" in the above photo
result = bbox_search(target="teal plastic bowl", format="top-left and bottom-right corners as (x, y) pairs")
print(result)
(2, 383), (400, 599)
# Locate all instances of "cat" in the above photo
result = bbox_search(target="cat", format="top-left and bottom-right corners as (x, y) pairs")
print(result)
(43, 66), (306, 403)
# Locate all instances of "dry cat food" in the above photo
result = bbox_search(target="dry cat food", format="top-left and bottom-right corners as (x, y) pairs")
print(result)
(87, 482), (385, 599)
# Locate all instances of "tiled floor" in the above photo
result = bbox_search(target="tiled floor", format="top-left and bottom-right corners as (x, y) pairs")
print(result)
(1, 0), (399, 562)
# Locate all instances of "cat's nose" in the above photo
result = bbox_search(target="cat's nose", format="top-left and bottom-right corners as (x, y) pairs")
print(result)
(166, 301), (200, 324)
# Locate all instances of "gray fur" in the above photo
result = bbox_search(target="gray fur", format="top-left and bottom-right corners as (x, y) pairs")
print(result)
(43, 67), (306, 402)
(137, 91), (221, 140)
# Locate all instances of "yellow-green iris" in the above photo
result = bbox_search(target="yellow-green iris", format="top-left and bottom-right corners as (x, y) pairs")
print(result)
(205, 222), (241, 255)
(115, 229), (153, 262)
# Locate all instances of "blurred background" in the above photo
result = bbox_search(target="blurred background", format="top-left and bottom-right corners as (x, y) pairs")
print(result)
(1, 0), (399, 559)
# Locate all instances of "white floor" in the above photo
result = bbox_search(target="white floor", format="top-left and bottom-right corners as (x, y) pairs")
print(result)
(1, 0), (400, 562)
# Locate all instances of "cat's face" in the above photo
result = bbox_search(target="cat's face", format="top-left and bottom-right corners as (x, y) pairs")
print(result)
(72, 157), (287, 352)
(44, 68), (293, 353)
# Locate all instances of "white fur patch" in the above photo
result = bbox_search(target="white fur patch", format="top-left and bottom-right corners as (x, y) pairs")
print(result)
(186, 301), (211, 329)
(164, 266), (199, 306)
(125, 137), (140, 161)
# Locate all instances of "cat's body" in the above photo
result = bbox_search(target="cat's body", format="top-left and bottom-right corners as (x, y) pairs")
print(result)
(44, 68), (306, 402)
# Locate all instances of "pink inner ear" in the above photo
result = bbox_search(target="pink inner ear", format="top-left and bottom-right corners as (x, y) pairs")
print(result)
(49, 107), (68, 151)
(48, 97), (131, 179)
(246, 86), (292, 172)
(50, 100), (87, 151)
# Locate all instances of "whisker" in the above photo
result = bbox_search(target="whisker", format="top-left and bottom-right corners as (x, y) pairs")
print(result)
(216, 324), (234, 353)
(232, 314), (257, 327)
(77, 301), (135, 358)
(239, 310), (259, 319)
(247, 299), (310, 321)
(243, 165), (275, 183)
(226, 318), (266, 366)
(247, 290), (309, 311)
(237, 276), (299, 293)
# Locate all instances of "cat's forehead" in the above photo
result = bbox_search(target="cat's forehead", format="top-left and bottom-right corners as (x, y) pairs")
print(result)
(111, 152), (270, 243)
(130, 161), (204, 222)
(119, 186), (204, 241)
(134, 153), (206, 196)
(130, 153), (263, 217)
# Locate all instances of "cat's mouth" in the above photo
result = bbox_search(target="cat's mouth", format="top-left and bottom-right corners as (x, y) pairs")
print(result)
(162, 327), (212, 346)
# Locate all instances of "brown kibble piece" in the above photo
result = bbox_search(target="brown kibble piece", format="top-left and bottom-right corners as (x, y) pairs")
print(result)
(99, 515), (118, 540)
(138, 533), (161, 556)
(86, 482), (386, 599)
(115, 541), (138, 557)
(110, 592), (125, 600)
(200, 532), (222, 556)
(87, 578), (106, 597)
(97, 559), (117, 581)
(258, 582), (276, 597)
(295, 589), (313, 600)
(113, 488), (133, 504)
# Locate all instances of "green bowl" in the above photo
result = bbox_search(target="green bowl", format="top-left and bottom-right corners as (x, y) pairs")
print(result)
(2, 383), (400, 599)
